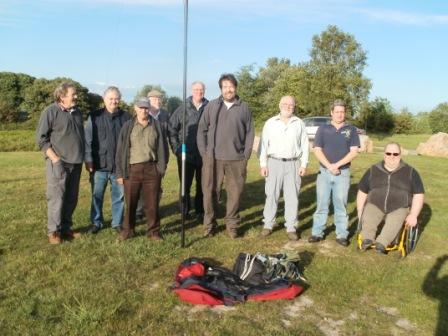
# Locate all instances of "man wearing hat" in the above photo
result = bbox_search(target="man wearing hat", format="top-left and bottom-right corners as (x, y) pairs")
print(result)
(115, 98), (168, 241)
(135, 89), (170, 221)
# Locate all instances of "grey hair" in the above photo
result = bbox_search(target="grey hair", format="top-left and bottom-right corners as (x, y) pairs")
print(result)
(191, 81), (206, 90)
(53, 82), (76, 102)
(103, 86), (122, 99)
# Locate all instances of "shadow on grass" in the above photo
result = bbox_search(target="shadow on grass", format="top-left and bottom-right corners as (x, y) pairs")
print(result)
(422, 254), (448, 336)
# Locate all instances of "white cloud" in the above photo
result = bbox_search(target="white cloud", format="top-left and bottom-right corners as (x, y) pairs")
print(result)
(356, 8), (448, 26)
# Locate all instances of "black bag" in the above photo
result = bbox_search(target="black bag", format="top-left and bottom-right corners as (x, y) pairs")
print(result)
(233, 253), (267, 285)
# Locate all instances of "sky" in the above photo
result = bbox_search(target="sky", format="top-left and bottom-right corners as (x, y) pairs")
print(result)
(1, 0), (447, 113)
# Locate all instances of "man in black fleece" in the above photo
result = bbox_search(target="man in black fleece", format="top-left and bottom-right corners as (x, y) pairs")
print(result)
(197, 73), (255, 238)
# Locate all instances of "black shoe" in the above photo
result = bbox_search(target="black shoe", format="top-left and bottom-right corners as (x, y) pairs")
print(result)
(361, 239), (373, 251)
(336, 237), (349, 247)
(375, 242), (387, 255)
(308, 235), (323, 243)
(89, 226), (101, 234)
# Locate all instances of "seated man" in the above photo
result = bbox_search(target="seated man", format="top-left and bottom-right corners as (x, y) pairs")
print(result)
(356, 142), (425, 254)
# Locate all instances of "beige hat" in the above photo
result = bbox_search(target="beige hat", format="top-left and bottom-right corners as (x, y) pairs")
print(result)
(147, 89), (163, 98)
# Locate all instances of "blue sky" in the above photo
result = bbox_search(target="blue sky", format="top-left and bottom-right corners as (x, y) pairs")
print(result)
(1, 0), (447, 113)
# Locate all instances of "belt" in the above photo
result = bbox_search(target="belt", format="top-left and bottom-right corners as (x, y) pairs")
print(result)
(268, 155), (299, 162)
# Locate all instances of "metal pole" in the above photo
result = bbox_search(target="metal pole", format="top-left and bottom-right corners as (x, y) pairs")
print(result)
(180, 0), (188, 248)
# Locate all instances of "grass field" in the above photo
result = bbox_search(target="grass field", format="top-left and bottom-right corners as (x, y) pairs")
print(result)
(0, 135), (446, 335)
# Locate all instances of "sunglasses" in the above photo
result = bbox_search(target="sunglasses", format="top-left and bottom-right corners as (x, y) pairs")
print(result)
(385, 152), (400, 156)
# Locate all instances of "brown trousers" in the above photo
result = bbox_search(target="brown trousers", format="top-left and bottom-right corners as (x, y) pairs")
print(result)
(201, 157), (247, 231)
(361, 203), (409, 246)
(123, 162), (161, 237)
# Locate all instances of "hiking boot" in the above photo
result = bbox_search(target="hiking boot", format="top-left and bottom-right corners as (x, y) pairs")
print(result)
(48, 232), (61, 245)
(261, 228), (272, 237)
(336, 237), (349, 247)
(375, 242), (387, 255)
(117, 230), (134, 242)
(361, 239), (373, 251)
(287, 231), (299, 241)
(227, 228), (238, 239)
(89, 226), (101, 234)
(203, 227), (215, 238)
(308, 235), (323, 243)
(148, 233), (163, 241)
(61, 230), (82, 240)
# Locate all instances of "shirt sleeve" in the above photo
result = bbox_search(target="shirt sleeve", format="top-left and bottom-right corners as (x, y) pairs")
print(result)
(299, 120), (309, 168)
(358, 168), (371, 193)
(35, 107), (53, 153)
(259, 122), (269, 167)
(411, 169), (425, 194)
(313, 125), (324, 148)
(84, 115), (93, 162)
(349, 126), (361, 147)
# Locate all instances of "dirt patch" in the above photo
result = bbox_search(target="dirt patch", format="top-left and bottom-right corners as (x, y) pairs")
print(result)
(317, 317), (345, 336)
(395, 318), (416, 331)
(377, 305), (399, 317)
(283, 295), (314, 318)
(318, 241), (339, 257)
(282, 240), (308, 250)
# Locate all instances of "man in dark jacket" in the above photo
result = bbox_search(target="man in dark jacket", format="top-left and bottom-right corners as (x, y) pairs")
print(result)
(356, 142), (425, 254)
(115, 98), (168, 241)
(169, 81), (208, 219)
(197, 73), (255, 238)
(36, 82), (84, 244)
(135, 89), (170, 220)
(84, 86), (131, 234)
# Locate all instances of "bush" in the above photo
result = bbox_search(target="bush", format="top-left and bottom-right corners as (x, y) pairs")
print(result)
(428, 103), (448, 133)
(393, 109), (413, 134)
(0, 130), (37, 151)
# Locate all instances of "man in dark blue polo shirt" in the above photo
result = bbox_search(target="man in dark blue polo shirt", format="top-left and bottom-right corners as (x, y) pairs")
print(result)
(308, 99), (360, 246)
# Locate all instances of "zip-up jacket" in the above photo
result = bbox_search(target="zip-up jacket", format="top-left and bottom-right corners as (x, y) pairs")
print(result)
(115, 117), (167, 179)
(84, 108), (131, 172)
(359, 161), (424, 214)
(168, 96), (208, 164)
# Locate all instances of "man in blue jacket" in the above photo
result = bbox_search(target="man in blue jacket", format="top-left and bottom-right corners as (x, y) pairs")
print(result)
(84, 86), (131, 234)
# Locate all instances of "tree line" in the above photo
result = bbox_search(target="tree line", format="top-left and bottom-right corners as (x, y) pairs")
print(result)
(1, 25), (447, 134)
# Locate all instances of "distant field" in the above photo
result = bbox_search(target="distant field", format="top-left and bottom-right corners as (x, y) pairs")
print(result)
(0, 142), (446, 335)
(0, 130), (432, 152)
(0, 130), (37, 151)
(369, 133), (432, 150)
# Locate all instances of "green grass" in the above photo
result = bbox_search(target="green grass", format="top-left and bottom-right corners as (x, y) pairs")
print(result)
(0, 130), (37, 151)
(0, 143), (447, 335)
(368, 133), (432, 150)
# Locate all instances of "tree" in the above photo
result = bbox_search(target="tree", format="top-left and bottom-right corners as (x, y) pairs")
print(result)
(236, 58), (293, 124)
(166, 96), (182, 115)
(305, 25), (371, 117)
(428, 103), (448, 133)
(134, 84), (167, 106)
(357, 97), (395, 133)
(0, 72), (35, 122)
(393, 108), (414, 134)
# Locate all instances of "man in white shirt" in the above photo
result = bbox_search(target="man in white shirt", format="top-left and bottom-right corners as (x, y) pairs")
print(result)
(259, 96), (309, 241)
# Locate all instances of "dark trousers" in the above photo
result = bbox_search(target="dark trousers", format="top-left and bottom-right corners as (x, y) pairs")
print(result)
(45, 160), (82, 234)
(123, 162), (161, 237)
(176, 156), (203, 216)
(202, 157), (247, 231)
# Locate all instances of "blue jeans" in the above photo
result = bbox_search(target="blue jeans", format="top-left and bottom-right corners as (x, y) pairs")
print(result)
(90, 171), (124, 229)
(312, 167), (350, 239)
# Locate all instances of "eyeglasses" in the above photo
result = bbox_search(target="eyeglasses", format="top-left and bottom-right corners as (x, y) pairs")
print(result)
(385, 152), (400, 156)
